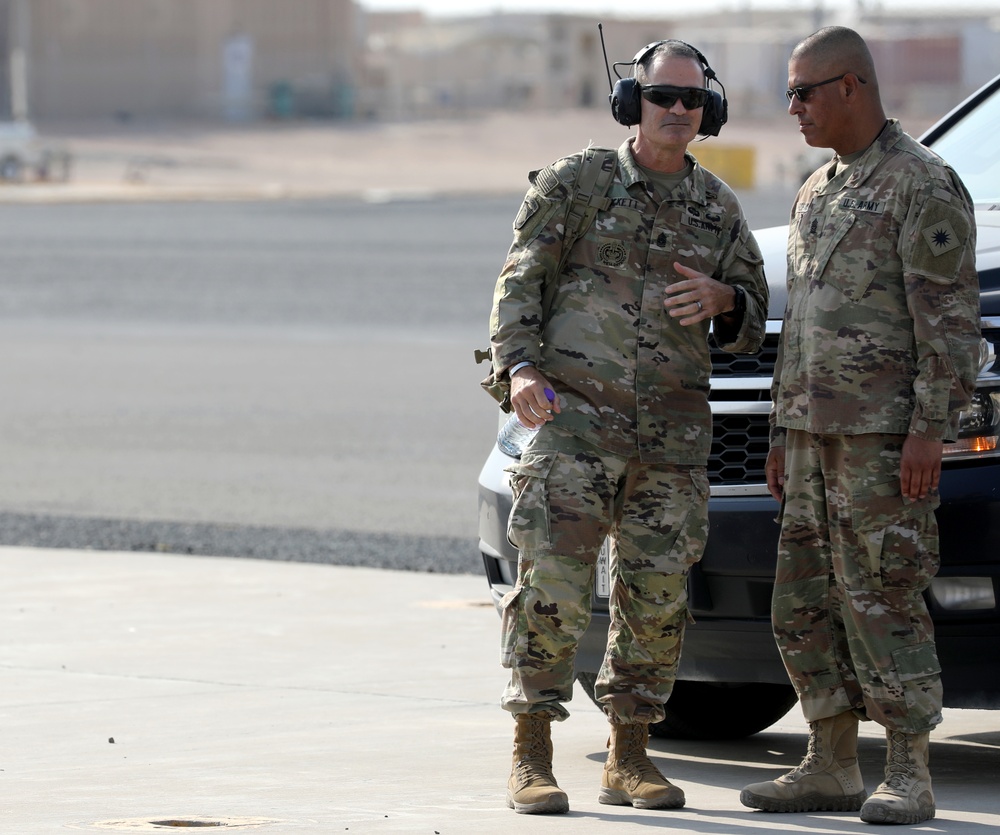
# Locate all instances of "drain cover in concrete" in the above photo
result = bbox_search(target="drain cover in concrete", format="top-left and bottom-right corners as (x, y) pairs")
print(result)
(73, 817), (281, 831)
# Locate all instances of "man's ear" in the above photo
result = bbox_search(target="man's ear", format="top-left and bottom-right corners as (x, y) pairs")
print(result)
(843, 72), (864, 99)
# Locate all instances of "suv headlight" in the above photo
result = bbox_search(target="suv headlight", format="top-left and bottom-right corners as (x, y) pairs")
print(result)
(945, 389), (1000, 460)
(944, 334), (1000, 460)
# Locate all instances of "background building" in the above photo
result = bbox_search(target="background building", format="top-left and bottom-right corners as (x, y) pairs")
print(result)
(364, 7), (1000, 122)
(0, 1), (998, 125)
(4, 0), (359, 123)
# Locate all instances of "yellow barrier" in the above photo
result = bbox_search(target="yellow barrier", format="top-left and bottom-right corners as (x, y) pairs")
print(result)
(688, 144), (755, 190)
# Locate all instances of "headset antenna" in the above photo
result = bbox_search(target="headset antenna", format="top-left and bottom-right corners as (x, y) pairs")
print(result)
(598, 23), (614, 95)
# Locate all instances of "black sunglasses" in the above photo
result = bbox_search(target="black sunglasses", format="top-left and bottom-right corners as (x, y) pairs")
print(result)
(785, 73), (867, 103)
(641, 85), (711, 111)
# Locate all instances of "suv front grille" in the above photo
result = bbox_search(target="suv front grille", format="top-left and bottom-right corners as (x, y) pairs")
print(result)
(707, 333), (779, 485)
(709, 413), (771, 484)
(710, 333), (780, 377)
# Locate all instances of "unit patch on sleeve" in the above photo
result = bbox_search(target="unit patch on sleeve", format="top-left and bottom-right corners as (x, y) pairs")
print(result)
(907, 194), (971, 282)
(920, 218), (960, 257)
(514, 195), (539, 231)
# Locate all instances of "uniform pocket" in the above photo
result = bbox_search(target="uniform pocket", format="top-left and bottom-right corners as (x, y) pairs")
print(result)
(852, 480), (939, 534)
(498, 585), (523, 669)
(504, 451), (557, 553)
(816, 212), (894, 302)
(891, 641), (943, 722)
(851, 479), (940, 590)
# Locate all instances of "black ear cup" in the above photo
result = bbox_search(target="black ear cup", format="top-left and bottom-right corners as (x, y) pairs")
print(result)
(610, 77), (642, 127)
(698, 90), (728, 137)
(608, 39), (728, 136)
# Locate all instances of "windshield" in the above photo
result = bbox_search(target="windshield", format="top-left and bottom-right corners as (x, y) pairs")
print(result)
(927, 80), (1000, 206)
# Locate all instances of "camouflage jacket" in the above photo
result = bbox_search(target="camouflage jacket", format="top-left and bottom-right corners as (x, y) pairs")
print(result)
(490, 138), (768, 465)
(772, 120), (980, 444)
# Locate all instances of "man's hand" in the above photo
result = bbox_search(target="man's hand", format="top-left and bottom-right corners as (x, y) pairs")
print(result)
(509, 366), (560, 429)
(901, 435), (943, 500)
(765, 447), (786, 503)
(664, 262), (738, 326)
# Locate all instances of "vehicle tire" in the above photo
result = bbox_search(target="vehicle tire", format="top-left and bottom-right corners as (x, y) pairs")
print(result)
(0, 155), (24, 182)
(576, 673), (798, 740)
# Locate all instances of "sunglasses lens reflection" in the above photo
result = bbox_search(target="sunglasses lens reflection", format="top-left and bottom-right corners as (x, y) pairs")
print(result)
(642, 87), (709, 110)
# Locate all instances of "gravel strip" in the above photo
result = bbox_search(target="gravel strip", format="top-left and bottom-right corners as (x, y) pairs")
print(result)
(0, 512), (480, 575)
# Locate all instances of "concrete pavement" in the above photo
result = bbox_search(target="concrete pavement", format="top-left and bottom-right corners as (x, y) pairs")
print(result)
(2, 546), (1000, 833)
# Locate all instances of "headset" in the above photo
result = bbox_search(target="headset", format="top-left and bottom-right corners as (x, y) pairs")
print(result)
(599, 25), (728, 136)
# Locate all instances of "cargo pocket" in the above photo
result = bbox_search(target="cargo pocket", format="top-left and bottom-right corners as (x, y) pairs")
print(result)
(891, 641), (943, 721)
(499, 585), (523, 669)
(851, 480), (940, 590)
(682, 468), (710, 567)
(504, 451), (556, 554)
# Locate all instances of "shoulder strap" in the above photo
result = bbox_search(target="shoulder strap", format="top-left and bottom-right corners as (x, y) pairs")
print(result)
(540, 146), (617, 321)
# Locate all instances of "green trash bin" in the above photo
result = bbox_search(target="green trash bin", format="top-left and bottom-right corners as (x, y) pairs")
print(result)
(269, 82), (294, 119)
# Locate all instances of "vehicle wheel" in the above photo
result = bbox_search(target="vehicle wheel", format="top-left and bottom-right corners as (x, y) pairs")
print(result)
(576, 673), (798, 740)
(0, 155), (24, 182)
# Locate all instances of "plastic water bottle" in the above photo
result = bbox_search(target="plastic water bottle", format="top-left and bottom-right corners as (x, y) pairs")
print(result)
(497, 388), (555, 457)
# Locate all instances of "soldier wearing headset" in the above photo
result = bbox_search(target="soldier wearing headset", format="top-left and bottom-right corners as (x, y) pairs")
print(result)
(489, 38), (768, 814)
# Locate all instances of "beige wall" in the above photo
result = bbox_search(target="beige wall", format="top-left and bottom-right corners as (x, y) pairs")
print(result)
(14, 3), (1000, 125)
(26, 0), (358, 122)
(363, 15), (684, 121)
(366, 10), (999, 124)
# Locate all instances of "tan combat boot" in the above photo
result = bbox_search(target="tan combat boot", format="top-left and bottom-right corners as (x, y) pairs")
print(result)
(859, 729), (935, 825)
(740, 711), (867, 812)
(506, 713), (569, 814)
(599, 721), (685, 809)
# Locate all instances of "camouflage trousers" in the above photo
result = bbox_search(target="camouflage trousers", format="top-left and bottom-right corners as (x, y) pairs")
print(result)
(499, 425), (709, 724)
(773, 430), (943, 733)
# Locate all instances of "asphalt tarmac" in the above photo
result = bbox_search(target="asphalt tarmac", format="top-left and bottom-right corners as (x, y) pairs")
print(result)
(0, 197), (515, 571)
(0, 190), (794, 573)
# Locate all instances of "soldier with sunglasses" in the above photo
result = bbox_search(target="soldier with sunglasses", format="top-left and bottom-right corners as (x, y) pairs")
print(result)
(741, 26), (980, 825)
(489, 39), (768, 814)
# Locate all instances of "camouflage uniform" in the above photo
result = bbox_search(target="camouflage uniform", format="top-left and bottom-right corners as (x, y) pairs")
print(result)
(492, 138), (768, 723)
(771, 119), (980, 733)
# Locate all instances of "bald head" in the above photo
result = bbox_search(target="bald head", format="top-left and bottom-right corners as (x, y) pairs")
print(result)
(791, 27), (878, 93)
(787, 26), (887, 154)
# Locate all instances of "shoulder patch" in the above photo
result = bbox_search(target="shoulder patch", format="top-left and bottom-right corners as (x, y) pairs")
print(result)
(531, 166), (560, 196)
(513, 195), (539, 231)
(909, 195), (971, 283)
(921, 218), (960, 258)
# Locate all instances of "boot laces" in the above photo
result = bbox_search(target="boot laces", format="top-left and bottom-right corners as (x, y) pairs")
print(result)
(613, 725), (667, 788)
(514, 731), (555, 786)
(789, 721), (826, 776)
(882, 731), (916, 790)
(617, 753), (666, 788)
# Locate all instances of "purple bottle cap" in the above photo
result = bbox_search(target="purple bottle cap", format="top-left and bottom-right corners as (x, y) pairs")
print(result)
(544, 388), (555, 401)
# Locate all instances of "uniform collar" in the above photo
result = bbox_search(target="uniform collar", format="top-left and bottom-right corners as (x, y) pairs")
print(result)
(814, 119), (903, 194)
(618, 138), (713, 205)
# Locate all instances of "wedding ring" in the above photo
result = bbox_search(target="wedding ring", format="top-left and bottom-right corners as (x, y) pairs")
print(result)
(695, 300), (703, 311)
